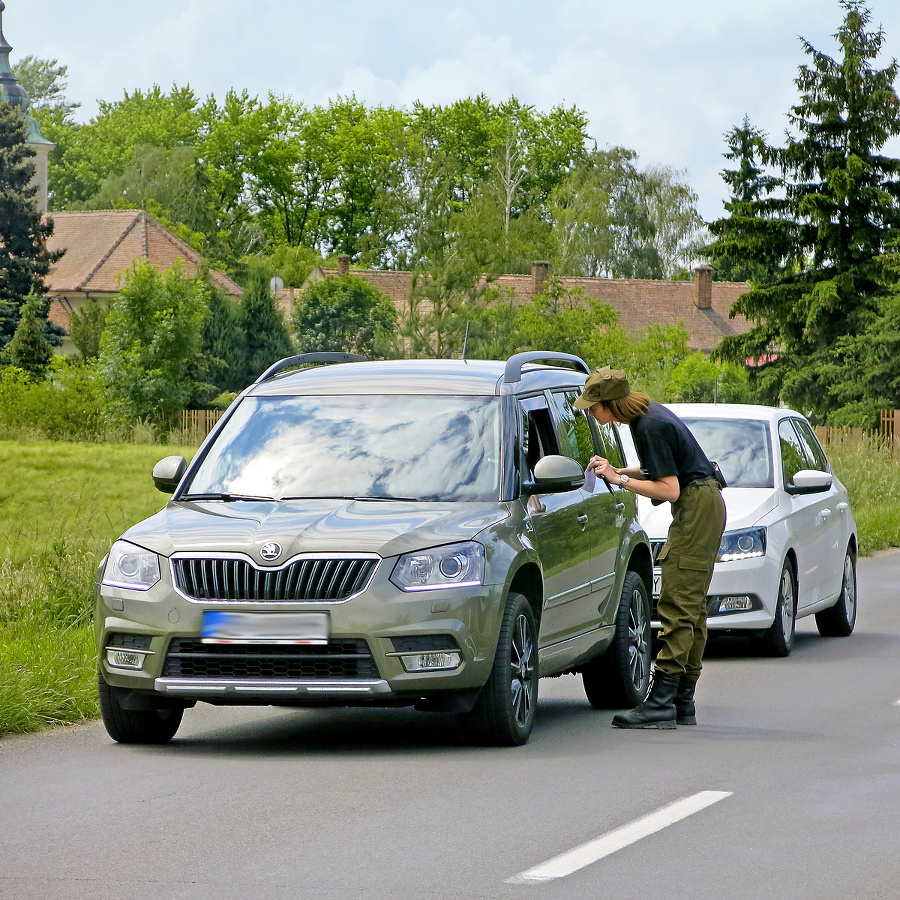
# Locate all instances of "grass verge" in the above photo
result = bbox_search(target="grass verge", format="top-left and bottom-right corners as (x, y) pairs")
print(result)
(0, 439), (195, 739)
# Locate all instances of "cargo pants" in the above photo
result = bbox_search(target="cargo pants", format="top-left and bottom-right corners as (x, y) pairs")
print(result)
(654, 478), (727, 679)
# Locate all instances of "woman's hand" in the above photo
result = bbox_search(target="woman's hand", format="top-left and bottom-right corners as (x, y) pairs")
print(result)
(588, 455), (620, 484)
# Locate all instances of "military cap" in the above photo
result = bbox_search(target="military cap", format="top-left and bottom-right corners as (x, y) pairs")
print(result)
(573, 366), (630, 409)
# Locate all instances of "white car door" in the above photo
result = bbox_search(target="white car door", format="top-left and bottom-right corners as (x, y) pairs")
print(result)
(778, 418), (843, 611)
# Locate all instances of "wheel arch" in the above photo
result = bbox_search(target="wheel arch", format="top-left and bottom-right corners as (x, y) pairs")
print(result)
(508, 561), (543, 628)
(627, 541), (653, 599)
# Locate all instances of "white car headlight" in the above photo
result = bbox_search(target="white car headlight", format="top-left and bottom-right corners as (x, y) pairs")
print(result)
(391, 541), (485, 592)
(717, 527), (766, 562)
(102, 541), (161, 591)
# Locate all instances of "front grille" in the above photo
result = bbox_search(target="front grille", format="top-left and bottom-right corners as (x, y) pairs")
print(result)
(650, 541), (665, 564)
(162, 638), (379, 679)
(172, 556), (377, 602)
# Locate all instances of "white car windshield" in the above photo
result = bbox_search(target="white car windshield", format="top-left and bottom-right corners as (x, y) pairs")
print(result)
(184, 394), (501, 502)
(681, 417), (774, 488)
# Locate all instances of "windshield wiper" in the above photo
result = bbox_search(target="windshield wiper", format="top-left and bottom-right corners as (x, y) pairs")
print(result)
(279, 495), (419, 502)
(181, 492), (275, 502)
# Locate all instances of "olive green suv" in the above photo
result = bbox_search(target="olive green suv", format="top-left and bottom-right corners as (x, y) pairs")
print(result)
(95, 352), (653, 746)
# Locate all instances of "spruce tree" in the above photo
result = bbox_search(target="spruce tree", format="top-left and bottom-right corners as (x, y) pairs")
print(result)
(709, 2), (900, 419)
(236, 268), (294, 388)
(6, 293), (52, 378)
(0, 100), (61, 349)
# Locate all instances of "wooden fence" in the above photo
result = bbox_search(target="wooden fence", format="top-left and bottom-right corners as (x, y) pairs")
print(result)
(180, 409), (223, 439)
(815, 409), (900, 457)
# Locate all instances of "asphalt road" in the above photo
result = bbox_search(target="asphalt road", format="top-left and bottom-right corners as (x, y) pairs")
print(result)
(2, 550), (899, 900)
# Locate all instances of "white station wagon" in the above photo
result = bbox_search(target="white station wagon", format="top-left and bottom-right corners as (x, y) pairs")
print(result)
(627, 404), (858, 656)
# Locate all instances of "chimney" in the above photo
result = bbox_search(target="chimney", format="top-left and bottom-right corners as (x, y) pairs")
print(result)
(694, 266), (713, 309)
(338, 254), (350, 276)
(531, 261), (550, 294)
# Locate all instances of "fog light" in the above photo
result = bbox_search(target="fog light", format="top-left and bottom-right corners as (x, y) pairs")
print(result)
(107, 649), (146, 670)
(718, 596), (753, 612)
(400, 651), (462, 672)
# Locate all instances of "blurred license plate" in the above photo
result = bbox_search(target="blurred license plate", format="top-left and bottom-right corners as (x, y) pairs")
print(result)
(652, 570), (661, 599)
(201, 611), (329, 644)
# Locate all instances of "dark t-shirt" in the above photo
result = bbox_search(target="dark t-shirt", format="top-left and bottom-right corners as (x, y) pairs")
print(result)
(630, 402), (715, 490)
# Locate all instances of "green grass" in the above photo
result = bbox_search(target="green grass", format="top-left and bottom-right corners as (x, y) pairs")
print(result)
(825, 433), (900, 556)
(0, 440), (196, 738)
(0, 433), (898, 739)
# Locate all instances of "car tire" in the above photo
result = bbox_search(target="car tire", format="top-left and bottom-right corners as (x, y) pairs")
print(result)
(762, 560), (796, 657)
(98, 671), (183, 744)
(815, 548), (857, 637)
(582, 571), (652, 709)
(460, 592), (538, 746)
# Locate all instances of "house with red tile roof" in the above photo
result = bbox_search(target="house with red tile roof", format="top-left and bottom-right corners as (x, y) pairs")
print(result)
(278, 257), (752, 355)
(45, 210), (242, 352)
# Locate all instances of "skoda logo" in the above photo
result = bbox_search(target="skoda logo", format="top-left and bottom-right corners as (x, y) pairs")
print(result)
(260, 542), (283, 561)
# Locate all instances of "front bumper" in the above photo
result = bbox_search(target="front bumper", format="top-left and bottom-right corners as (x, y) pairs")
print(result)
(650, 554), (778, 631)
(95, 560), (506, 705)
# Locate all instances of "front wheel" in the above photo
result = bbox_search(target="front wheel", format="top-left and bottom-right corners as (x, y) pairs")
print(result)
(460, 593), (538, 746)
(816, 549), (857, 637)
(98, 671), (183, 744)
(582, 571), (652, 709)
(762, 561), (796, 657)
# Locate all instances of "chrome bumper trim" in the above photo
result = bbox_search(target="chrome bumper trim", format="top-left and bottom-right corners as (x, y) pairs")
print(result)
(154, 677), (391, 695)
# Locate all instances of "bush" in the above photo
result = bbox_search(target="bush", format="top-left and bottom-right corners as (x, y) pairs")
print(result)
(0, 359), (109, 441)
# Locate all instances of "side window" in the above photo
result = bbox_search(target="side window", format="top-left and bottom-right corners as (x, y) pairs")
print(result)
(519, 396), (560, 477)
(548, 391), (596, 468)
(596, 420), (627, 470)
(778, 420), (807, 485)
(792, 418), (829, 472)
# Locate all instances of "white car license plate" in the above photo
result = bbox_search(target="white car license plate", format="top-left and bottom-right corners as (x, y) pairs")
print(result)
(652, 570), (661, 599)
(201, 611), (329, 644)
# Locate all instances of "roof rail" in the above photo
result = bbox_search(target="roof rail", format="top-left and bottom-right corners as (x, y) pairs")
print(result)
(503, 351), (591, 383)
(253, 352), (367, 384)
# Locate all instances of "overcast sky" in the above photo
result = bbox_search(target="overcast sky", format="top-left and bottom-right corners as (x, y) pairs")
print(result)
(7, 0), (900, 221)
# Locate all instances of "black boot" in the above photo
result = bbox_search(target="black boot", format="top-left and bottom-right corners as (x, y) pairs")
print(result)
(611, 672), (678, 729)
(674, 674), (699, 726)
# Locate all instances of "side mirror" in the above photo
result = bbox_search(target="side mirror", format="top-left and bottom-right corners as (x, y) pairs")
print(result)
(153, 456), (187, 494)
(785, 469), (833, 495)
(521, 455), (586, 496)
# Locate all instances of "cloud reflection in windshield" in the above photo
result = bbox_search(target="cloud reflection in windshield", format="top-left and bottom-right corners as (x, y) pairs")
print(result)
(188, 395), (501, 502)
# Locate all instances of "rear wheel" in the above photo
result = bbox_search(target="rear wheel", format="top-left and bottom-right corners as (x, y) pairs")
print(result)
(582, 571), (652, 709)
(98, 671), (183, 744)
(460, 593), (537, 746)
(816, 549), (857, 637)
(762, 561), (796, 657)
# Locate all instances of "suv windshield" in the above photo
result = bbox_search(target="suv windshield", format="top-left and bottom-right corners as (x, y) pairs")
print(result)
(680, 417), (774, 488)
(185, 394), (501, 502)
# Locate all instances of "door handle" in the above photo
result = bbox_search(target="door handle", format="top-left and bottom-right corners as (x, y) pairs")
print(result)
(577, 514), (588, 531)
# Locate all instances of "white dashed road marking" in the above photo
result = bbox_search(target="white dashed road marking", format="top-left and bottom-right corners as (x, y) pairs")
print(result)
(506, 790), (733, 885)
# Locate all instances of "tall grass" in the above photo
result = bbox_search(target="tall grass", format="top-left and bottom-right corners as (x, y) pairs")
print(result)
(0, 440), (196, 738)
(825, 432), (900, 555)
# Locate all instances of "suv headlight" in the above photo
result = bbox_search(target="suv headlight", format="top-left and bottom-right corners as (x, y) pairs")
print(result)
(391, 541), (485, 592)
(102, 540), (161, 591)
(717, 527), (766, 562)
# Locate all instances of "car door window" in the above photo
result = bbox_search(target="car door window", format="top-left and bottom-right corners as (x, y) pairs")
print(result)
(792, 418), (829, 471)
(519, 395), (560, 478)
(547, 391), (596, 468)
(778, 420), (809, 486)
